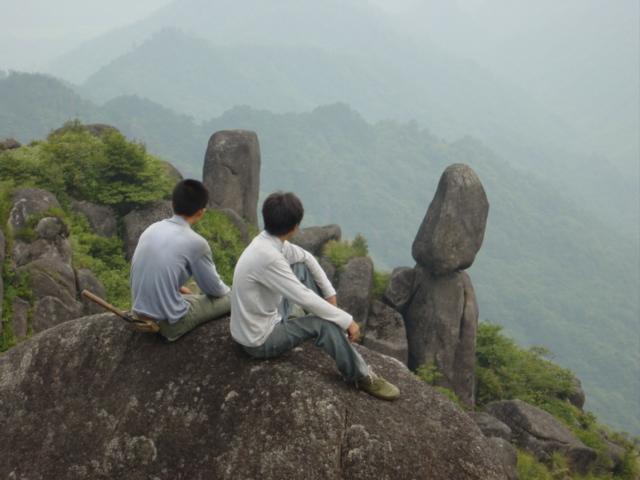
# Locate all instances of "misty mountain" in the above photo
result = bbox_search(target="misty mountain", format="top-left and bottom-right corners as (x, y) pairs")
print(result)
(1, 72), (638, 434)
(50, 0), (637, 238)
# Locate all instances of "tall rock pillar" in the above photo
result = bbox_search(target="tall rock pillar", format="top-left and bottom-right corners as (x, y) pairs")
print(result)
(203, 130), (261, 226)
(404, 164), (489, 407)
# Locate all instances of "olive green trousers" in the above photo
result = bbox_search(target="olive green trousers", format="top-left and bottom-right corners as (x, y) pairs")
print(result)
(157, 294), (231, 342)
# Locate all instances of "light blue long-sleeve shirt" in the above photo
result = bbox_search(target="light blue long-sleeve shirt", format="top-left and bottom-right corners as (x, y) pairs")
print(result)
(130, 215), (230, 323)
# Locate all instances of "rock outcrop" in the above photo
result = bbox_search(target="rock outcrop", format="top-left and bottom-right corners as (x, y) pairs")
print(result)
(77, 268), (107, 315)
(382, 266), (416, 313)
(0, 138), (21, 150)
(411, 164), (489, 275)
(0, 315), (509, 480)
(361, 300), (408, 364)
(337, 257), (373, 326)
(485, 400), (596, 473)
(5, 189), (103, 336)
(8, 188), (60, 230)
(291, 225), (342, 256)
(404, 269), (478, 406)
(469, 411), (513, 442)
(203, 130), (261, 226)
(401, 164), (488, 407)
(122, 200), (173, 259)
(70, 199), (118, 237)
(160, 160), (183, 183)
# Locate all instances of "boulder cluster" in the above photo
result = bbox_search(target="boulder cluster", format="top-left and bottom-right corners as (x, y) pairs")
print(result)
(3, 188), (107, 337)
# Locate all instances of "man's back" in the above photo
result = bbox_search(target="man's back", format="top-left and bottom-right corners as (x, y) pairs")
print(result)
(131, 215), (225, 322)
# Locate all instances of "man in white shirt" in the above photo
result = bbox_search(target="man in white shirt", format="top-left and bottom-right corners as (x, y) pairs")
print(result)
(230, 192), (399, 400)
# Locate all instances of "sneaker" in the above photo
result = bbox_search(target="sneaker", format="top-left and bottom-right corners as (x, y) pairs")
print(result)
(358, 373), (400, 401)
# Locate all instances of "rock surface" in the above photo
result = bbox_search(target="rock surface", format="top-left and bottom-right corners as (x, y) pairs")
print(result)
(8, 188), (60, 230)
(567, 377), (586, 410)
(77, 268), (107, 315)
(10, 297), (29, 338)
(337, 257), (373, 326)
(404, 269), (478, 406)
(122, 200), (173, 259)
(468, 412), (512, 442)
(160, 160), (183, 183)
(383, 266), (416, 313)
(0, 315), (508, 480)
(485, 400), (596, 473)
(361, 300), (408, 364)
(412, 164), (489, 275)
(291, 225), (342, 256)
(318, 257), (336, 285)
(0, 138), (21, 150)
(203, 130), (261, 226)
(71, 200), (118, 237)
(485, 437), (518, 480)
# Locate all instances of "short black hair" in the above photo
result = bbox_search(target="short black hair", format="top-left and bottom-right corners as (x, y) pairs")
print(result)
(262, 191), (304, 236)
(172, 179), (209, 216)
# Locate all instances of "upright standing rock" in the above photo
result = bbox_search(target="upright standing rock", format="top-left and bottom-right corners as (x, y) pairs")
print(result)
(412, 164), (489, 275)
(403, 164), (489, 407)
(337, 257), (374, 326)
(404, 268), (477, 406)
(203, 130), (261, 226)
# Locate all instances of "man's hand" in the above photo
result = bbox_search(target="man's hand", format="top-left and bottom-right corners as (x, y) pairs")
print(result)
(325, 295), (338, 307)
(179, 286), (193, 295)
(347, 321), (360, 343)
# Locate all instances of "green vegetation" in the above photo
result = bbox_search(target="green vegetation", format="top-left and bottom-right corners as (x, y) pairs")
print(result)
(415, 362), (463, 407)
(194, 210), (249, 285)
(322, 234), (368, 270)
(472, 323), (639, 479)
(0, 122), (176, 346)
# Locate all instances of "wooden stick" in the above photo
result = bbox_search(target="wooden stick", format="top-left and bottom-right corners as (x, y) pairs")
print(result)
(81, 290), (133, 322)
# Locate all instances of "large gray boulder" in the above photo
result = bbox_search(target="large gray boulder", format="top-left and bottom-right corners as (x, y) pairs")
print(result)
(291, 225), (342, 256)
(412, 164), (489, 275)
(0, 315), (509, 480)
(382, 266), (416, 313)
(468, 412), (512, 442)
(318, 257), (336, 285)
(122, 200), (173, 259)
(404, 268), (478, 407)
(337, 257), (374, 326)
(567, 377), (586, 410)
(10, 297), (29, 338)
(203, 130), (261, 226)
(8, 188), (60, 230)
(361, 300), (408, 364)
(13, 216), (72, 267)
(485, 400), (597, 473)
(70, 200), (118, 237)
(485, 437), (518, 480)
(16, 258), (84, 334)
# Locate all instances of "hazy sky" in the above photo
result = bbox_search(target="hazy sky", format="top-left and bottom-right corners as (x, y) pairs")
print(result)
(0, 0), (173, 70)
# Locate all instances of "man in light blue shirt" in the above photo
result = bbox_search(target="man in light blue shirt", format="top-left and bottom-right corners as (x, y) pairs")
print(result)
(131, 179), (230, 341)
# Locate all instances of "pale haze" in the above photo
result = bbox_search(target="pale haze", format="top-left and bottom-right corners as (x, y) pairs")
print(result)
(0, 0), (173, 70)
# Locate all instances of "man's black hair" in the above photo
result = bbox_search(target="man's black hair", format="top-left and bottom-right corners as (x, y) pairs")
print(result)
(262, 191), (304, 236)
(172, 179), (209, 216)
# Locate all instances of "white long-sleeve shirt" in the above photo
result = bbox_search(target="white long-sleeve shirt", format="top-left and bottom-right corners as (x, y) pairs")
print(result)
(230, 230), (353, 347)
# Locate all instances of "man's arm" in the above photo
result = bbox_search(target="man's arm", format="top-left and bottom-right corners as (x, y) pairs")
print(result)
(191, 243), (231, 297)
(281, 241), (336, 299)
(261, 257), (352, 330)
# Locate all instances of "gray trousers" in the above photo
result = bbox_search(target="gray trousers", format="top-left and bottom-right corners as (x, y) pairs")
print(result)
(243, 264), (369, 382)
